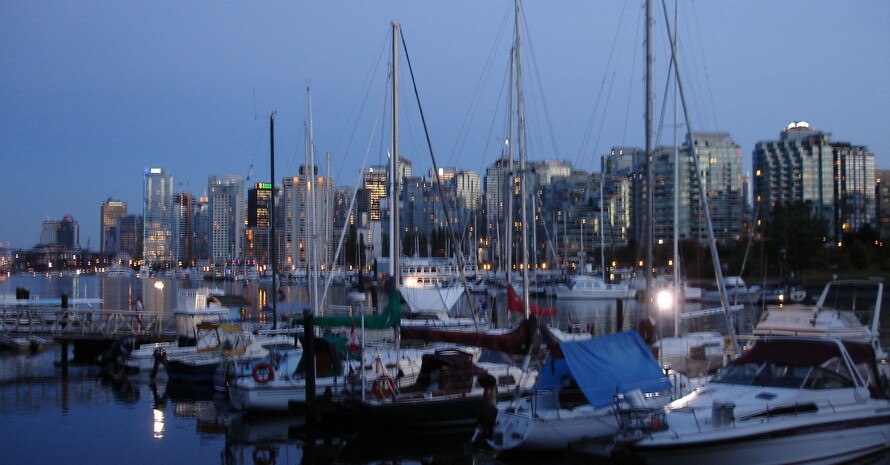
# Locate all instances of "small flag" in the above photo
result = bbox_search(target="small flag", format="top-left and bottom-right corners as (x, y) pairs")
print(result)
(507, 284), (557, 316)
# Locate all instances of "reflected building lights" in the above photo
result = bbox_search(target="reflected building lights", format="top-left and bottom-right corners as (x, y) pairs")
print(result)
(153, 409), (165, 439)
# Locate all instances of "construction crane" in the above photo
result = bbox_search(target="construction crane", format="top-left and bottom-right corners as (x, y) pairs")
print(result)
(246, 164), (254, 182)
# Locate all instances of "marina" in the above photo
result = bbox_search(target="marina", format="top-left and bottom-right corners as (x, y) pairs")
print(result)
(2, 274), (890, 464)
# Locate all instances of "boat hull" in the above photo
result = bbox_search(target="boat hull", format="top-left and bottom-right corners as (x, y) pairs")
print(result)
(629, 414), (890, 465)
(165, 358), (220, 383)
(489, 405), (618, 451)
(401, 285), (463, 313)
(228, 376), (347, 412)
(342, 395), (489, 429)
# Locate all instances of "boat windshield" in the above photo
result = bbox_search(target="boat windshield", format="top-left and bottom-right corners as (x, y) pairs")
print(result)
(711, 361), (855, 390)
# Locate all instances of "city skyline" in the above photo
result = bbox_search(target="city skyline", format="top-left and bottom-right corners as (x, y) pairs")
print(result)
(2, 1), (887, 249)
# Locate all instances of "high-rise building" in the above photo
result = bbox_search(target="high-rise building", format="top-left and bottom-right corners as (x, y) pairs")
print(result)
(245, 183), (273, 265)
(172, 193), (195, 266)
(143, 168), (173, 267)
(208, 174), (245, 265)
(606, 147), (645, 246)
(483, 157), (522, 267)
(39, 215), (80, 249)
(834, 142), (876, 237)
(192, 197), (210, 264)
(248, 183), (273, 228)
(429, 167), (456, 183)
(363, 166), (388, 222)
(876, 170), (890, 241)
(100, 198), (127, 254)
(332, 186), (356, 231)
(116, 215), (143, 264)
(638, 133), (744, 248)
(282, 166), (334, 273)
(753, 122), (834, 234)
(455, 170), (482, 213)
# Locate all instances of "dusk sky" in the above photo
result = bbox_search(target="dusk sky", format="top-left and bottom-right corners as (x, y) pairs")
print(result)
(2, 1), (887, 251)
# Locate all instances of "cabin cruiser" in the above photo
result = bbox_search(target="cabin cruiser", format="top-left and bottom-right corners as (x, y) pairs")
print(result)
(701, 276), (761, 305)
(754, 279), (889, 383)
(620, 337), (890, 465)
(553, 274), (635, 300)
(758, 280), (807, 305)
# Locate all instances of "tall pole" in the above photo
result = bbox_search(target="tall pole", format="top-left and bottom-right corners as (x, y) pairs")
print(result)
(671, 0), (680, 338)
(391, 21), (401, 353)
(515, 0), (530, 320)
(270, 111), (277, 329)
(391, 20), (400, 291)
(504, 26), (516, 290)
(307, 88), (319, 315)
(645, 0), (654, 295)
(659, 0), (739, 355)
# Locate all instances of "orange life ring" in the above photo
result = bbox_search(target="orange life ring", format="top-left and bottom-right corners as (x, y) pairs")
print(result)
(372, 374), (395, 399)
(252, 361), (275, 384)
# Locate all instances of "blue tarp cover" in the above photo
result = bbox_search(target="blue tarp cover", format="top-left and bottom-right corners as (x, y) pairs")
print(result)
(537, 330), (670, 409)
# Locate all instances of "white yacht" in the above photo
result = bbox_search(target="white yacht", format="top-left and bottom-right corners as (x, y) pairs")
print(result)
(701, 276), (762, 305)
(553, 274), (635, 300)
(621, 336), (890, 465)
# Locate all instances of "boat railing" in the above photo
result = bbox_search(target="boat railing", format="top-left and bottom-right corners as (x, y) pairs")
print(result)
(0, 306), (176, 339)
(615, 406), (668, 436)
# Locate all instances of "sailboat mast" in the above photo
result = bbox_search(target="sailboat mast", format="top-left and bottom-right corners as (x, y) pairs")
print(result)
(599, 163), (606, 279)
(389, 20), (402, 354)
(671, 0), (680, 338)
(307, 88), (320, 314)
(659, 0), (739, 355)
(645, 0), (654, 293)
(270, 111), (278, 329)
(515, 0), (530, 319)
(504, 37), (515, 290)
(391, 21), (401, 292)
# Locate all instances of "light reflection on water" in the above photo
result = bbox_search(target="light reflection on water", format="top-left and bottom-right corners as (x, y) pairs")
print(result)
(0, 275), (888, 464)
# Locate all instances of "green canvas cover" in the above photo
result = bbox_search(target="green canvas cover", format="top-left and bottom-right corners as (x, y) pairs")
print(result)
(291, 289), (402, 330)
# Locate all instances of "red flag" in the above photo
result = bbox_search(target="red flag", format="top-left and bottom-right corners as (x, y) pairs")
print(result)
(507, 284), (557, 316)
(348, 321), (360, 353)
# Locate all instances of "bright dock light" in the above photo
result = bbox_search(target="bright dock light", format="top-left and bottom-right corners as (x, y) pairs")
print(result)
(656, 289), (673, 312)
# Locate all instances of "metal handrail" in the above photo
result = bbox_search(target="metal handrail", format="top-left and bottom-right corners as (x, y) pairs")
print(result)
(0, 307), (176, 338)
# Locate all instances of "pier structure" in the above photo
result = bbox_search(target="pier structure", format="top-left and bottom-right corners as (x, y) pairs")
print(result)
(0, 303), (176, 375)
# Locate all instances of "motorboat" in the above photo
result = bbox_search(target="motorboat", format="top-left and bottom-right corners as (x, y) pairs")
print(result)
(119, 288), (230, 373)
(758, 280), (807, 305)
(214, 332), (301, 392)
(553, 274), (635, 300)
(701, 276), (762, 305)
(754, 279), (888, 378)
(620, 336), (890, 465)
(159, 322), (257, 383)
(754, 280), (883, 344)
(484, 330), (673, 452)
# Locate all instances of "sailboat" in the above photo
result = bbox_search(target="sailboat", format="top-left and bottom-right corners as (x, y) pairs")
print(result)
(309, 21), (535, 431)
(633, 0), (743, 379)
(482, 2), (675, 451)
